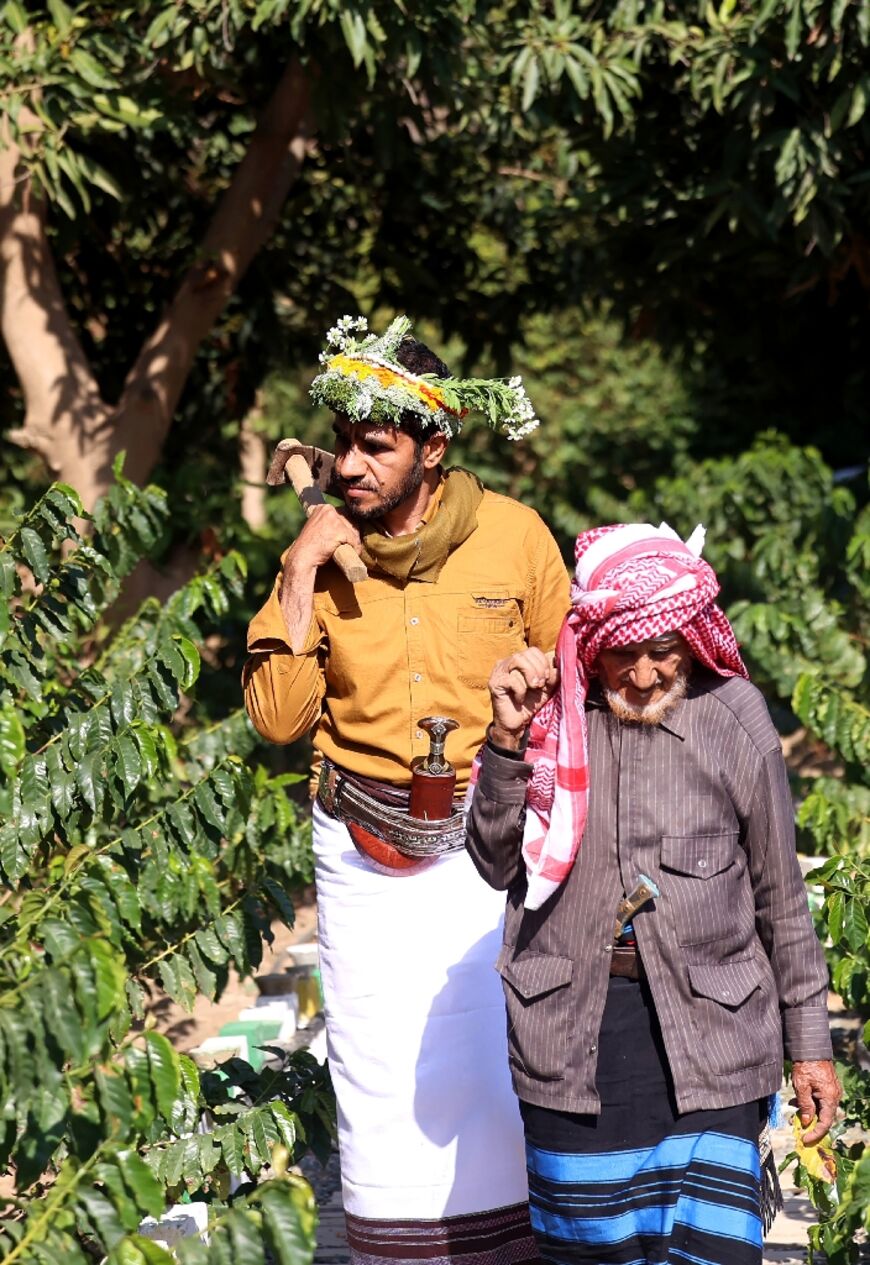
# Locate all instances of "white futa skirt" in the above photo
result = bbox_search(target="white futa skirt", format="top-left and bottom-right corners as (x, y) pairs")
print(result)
(312, 801), (528, 1220)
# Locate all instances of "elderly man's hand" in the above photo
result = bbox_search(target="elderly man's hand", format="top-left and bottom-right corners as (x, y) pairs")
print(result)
(488, 648), (559, 751)
(792, 1060), (841, 1145)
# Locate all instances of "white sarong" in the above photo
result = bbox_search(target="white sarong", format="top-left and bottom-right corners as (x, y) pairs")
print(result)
(312, 801), (528, 1220)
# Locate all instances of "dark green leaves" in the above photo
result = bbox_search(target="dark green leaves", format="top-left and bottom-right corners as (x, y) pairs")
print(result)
(157, 953), (198, 1011)
(260, 1179), (318, 1265)
(793, 673), (870, 768)
(0, 703), (25, 776)
(145, 1033), (181, 1120)
(0, 472), (321, 1261)
(19, 526), (52, 585)
(0, 479), (167, 708)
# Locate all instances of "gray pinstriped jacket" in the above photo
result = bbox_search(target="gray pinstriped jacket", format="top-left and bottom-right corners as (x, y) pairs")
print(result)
(465, 671), (832, 1116)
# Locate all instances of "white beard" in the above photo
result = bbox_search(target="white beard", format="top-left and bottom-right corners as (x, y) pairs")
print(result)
(604, 670), (688, 726)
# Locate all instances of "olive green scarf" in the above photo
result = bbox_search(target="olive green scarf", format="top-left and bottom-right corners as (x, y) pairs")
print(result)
(358, 467), (484, 583)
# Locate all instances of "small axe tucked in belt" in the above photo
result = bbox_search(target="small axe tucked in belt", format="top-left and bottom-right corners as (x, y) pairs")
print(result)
(608, 875), (660, 981)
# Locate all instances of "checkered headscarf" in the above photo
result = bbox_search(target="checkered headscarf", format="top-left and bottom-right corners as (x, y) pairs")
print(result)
(520, 522), (747, 909)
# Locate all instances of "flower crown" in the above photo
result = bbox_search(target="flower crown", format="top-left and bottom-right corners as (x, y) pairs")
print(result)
(309, 315), (539, 441)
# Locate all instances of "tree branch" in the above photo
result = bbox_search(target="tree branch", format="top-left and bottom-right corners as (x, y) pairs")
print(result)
(0, 110), (107, 473)
(116, 57), (313, 484)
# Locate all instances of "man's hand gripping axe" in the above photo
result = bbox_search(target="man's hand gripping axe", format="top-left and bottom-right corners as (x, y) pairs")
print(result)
(266, 439), (368, 584)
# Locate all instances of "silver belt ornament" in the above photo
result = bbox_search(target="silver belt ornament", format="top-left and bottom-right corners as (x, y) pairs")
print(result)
(317, 759), (466, 859)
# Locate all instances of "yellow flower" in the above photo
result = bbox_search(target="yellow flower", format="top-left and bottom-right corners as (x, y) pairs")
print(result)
(327, 355), (449, 414)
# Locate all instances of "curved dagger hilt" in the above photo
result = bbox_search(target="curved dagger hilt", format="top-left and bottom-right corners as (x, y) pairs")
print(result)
(418, 716), (459, 776)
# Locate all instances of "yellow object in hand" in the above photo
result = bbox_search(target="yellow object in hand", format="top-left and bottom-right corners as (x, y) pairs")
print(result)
(791, 1114), (837, 1182)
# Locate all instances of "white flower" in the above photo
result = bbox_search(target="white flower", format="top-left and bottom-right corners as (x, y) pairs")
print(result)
(339, 314), (367, 334)
(504, 413), (540, 440)
(325, 314), (369, 351)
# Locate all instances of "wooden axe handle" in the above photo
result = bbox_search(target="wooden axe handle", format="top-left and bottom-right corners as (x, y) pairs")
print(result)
(284, 453), (368, 584)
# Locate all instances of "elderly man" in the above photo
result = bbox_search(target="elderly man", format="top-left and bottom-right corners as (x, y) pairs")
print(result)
(244, 314), (567, 1265)
(465, 521), (839, 1265)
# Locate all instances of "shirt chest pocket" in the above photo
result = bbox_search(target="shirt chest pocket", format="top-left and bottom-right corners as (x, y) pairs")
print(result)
(456, 594), (525, 689)
(660, 832), (751, 949)
(661, 834), (735, 879)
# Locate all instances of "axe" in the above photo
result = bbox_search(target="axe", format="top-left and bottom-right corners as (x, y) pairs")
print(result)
(266, 438), (368, 584)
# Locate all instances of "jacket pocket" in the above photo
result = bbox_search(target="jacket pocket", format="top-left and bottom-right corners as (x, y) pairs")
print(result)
(687, 957), (761, 1008)
(496, 949), (574, 1082)
(661, 833), (736, 878)
(686, 954), (781, 1073)
(660, 832), (750, 948)
(457, 595), (525, 688)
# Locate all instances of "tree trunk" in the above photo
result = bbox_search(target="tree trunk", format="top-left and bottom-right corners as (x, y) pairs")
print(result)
(0, 112), (112, 508)
(1, 59), (312, 513)
(239, 399), (268, 532)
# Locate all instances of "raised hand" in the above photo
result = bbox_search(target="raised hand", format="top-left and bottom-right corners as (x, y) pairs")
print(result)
(487, 647), (559, 751)
(284, 502), (363, 573)
(278, 505), (362, 650)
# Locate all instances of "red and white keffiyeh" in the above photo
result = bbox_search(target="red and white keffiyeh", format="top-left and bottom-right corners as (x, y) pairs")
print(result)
(469, 522), (748, 910)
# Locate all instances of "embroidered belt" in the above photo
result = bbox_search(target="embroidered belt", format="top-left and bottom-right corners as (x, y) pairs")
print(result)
(316, 758), (466, 870)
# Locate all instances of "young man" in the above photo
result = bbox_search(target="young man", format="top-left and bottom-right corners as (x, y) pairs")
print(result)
(244, 315), (568, 1265)
(466, 521), (840, 1265)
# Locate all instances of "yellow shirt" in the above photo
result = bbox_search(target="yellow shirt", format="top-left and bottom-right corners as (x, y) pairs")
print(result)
(243, 487), (569, 792)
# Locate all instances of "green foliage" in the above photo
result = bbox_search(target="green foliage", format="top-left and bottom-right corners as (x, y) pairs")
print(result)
(4, 0), (869, 554)
(2, 2), (869, 1255)
(794, 653), (870, 1265)
(781, 1115), (870, 1265)
(506, 0), (870, 247)
(0, 476), (328, 1263)
(447, 309), (698, 547)
(491, 1), (870, 462)
(633, 434), (865, 699)
(807, 855), (870, 1018)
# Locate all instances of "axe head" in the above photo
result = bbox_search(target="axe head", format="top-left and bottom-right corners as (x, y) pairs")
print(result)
(266, 439), (338, 493)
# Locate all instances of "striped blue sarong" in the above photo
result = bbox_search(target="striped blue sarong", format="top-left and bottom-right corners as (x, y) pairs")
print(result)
(521, 977), (764, 1265)
(526, 1125), (762, 1265)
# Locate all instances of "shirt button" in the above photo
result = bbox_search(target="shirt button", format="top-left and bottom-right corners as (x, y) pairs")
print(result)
(413, 673), (423, 683)
(603, 944), (613, 954)
(416, 730), (423, 739)
(698, 859), (708, 869)
(588, 1042), (597, 1054)
(410, 617), (419, 626)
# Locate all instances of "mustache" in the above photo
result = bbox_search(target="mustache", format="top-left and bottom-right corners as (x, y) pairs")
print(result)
(338, 478), (379, 494)
(604, 671), (688, 726)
